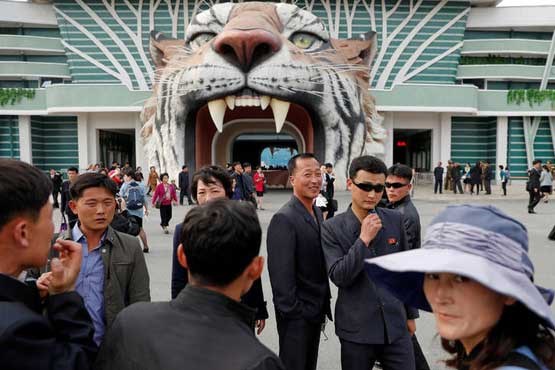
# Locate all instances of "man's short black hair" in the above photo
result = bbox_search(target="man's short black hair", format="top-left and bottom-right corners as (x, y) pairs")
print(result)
(180, 199), (261, 286)
(232, 161), (242, 167)
(243, 162), (251, 168)
(67, 166), (79, 173)
(124, 168), (136, 179)
(0, 159), (52, 230)
(387, 164), (413, 182)
(325, 163), (333, 168)
(349, 155), (387, 179)
(70, 173), (117, 200)
(533, 159), (542, 165)
(191, 165), (233, 202)
(287, 153), (318, 176)
(182, 165), (188, 170)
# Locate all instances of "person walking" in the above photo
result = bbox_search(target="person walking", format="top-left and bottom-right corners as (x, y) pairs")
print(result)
(152, 173), (177, 233)
(243, 162), (256, 207)
(527, 160), (542, 214)
(540, 165), (553, 203)
(324, 163), (336, 219)
(61, 166), (80, 229)
(321, 157), (417, 370)
(178, 165), (193, 206)
(253, 166), (266, 210)
(147, 166), (158, 196)
(433, 162), (444, 194)
(120, 169), (150, 253)
(96, 200), (284, 370)
(499, 165), (509, 196)
(366, 204), (555, 370)
(451, 163), (463, 194)
(444, 160), (453, 192)
(267, 153), (331, 370)
(463, 163), (471, 193)
(231, 162), (248, 201)
(483, 161), (493, 195)
(469, 161), (482, 195)
(50, 168), (63, 208)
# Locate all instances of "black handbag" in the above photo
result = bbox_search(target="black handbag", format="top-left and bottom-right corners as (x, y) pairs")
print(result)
(549, 225), (555, 241)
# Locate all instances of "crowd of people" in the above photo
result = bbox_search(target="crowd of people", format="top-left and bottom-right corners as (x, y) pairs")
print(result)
(1, 154), (555, 370)
(433, 160), (497, 196)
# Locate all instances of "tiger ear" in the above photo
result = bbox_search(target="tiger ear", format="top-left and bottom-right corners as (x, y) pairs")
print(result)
(331, 31), (377, 69)
(149, 30), (186, 68)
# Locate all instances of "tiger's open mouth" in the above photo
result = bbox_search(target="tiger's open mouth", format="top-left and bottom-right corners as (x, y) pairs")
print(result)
(204, 88), (294, 133)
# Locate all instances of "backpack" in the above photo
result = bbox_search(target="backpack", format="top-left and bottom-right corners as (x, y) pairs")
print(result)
(125, 182), (143, 210)
(111, 210), (141, 236)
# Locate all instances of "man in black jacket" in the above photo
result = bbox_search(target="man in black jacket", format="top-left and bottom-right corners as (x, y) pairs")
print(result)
(96, 199), (283, 370)
(322, 156), (416, 370)
(178, 165), (193, 205)
(528, 159), (542, 214)
(171, 165), (268, 334)
(0, 159), (97, 370)
(60, 166), (79, 228)
(451, 163), (464, 194)
(50, 168), (63, 208)
(386, 164), (430, 370)
(433, 162), (443, 194)
(267, 153), (332, 370)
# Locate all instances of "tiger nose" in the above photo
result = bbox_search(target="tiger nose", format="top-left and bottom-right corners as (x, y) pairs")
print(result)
(213, 29), (282, 71)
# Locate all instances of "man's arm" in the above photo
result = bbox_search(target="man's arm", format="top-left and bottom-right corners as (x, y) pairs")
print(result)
(171, 224), (187, 299)
(266, 213), (303, 318)
(1, 293), (97, 370)
(60, 182), (68, 214)
(127, 242), (151, 304)
(397, 216), (419, 320)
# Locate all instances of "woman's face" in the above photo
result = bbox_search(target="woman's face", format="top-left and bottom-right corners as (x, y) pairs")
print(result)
(196, 178), (227, 205)
(423, 273), (515, 353)
(162, 175), (169, 183)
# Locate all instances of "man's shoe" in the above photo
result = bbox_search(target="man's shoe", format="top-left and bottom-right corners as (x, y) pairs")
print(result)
(143, 248), (149, 253)
(528, 209), (536, 214)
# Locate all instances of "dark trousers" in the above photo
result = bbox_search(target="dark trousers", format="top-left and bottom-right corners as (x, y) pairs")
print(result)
(453, 179), (463, 194)
(502, 181), (507, 196)
(484, 180), (492, 194)
(471, 183), (480, 195)
(340, 333), (415, 370)
(434, 179), (443, 194)
(276, 315), (321, 370)
(52, 190), (60, 207)
(159, 204), (172, 226)
(528, 190), (541, 211)
(179, 189), (193, 205)
(412, 335), (430, 370)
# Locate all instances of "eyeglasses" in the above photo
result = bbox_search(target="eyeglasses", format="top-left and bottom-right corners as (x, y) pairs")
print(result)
(352, 181), (385, 193)
(385, 182), (409, 189)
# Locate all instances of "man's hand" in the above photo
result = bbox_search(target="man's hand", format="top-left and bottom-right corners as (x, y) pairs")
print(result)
(360, 213), (382, 246)
(256, 320), (266, 335)
(407, 319), (416, 336)
(48, 239), (83, 295)
(36, 272), (51, 300)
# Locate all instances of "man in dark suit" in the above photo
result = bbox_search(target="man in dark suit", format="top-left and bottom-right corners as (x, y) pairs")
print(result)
(322, 156), (416, 370)
(60, 166), (79, 229)
(50, 168), (63, 208)
(528, 159), (542, 214)
(0, 159), (97, 370)
(386, 164), (429, 370)
(433, 162), (443, 194)
(267, 153), (331, 370)
(178, 165), (193, 205)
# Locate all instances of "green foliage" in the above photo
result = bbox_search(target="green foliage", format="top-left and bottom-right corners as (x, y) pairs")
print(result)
(507, 89), (555, 107)
(460, 55), (546, 66)
(0, 88), (36, 106)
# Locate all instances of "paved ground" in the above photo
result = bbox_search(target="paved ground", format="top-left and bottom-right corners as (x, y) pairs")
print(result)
(61, 182), (555, 370)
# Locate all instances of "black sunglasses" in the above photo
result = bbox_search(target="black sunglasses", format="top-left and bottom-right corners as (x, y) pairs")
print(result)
(385, 182), (409, 189)
(352, 181), (385, 193)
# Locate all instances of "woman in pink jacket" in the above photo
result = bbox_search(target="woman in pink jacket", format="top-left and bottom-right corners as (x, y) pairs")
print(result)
(152, 172), (178, 233)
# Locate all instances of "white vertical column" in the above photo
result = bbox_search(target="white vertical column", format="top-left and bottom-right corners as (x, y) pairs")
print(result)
(77, 113), (89, 171)
(18, 115), (32, 163)
(383, 112), (394, 167)
(496, 116), (508, 181)
(439, 113), (451, 165)
(134, 113), (147, 172)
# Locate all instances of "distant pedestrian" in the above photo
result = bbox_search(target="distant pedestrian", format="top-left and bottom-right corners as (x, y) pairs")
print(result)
(120, 169), (150, 252)
(483, 161), (493, 195)
(527, 160), (542, 214)
(540, 165), (553, 203)
(243, 162), (256, 207)
(178, 165), (193, 205)
(499, 165), (509, 196)
(253, 166), (266, 210)
(469, 161), (482, 195)
(135, 166), (144, 182)
(231, 162), (248, 201)
(61, 166), (80, 229)
(152, 172), (178, 233)
(147, 166), (158, 196)
(463, 163), (471, 193)
(433, 162), (444, 194)
(444, 160), (453, 191)
(451, 163), (463, 194)
(50, 168), (63, 208)
(324, 163), (336, 219)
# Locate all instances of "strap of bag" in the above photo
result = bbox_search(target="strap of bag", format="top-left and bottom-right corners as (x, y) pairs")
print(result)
(502, 351), (542, 370)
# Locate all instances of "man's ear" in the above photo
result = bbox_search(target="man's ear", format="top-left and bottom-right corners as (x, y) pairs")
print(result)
(331, 31), (377, 71)
(68, 200), (78, 216)
(12, 218), (30, 249)
(346, 177), (353, 192)
(177, 244), (188, 269)
(246, 256), (264, 281)
(150, 30), (186, 68)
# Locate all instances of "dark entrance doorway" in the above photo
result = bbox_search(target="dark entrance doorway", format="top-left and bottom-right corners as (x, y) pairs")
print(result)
(98, 129), (135, 168)
(393, 129), (432, 172)
(231, 133), (298, 168)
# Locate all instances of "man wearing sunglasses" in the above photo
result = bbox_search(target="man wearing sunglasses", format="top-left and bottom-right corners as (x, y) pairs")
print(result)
(321, 156), (417, 370)
(385, 164), (430, 370)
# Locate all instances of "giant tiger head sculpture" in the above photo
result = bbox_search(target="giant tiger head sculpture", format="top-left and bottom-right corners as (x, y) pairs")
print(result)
(141, 1), (385, 187)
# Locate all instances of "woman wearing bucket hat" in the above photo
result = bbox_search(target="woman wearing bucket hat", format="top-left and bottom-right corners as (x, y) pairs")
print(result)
(365, 204), (555, 370)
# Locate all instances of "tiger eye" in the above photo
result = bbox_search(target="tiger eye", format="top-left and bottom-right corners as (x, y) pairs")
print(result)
(291, 33), (316, 49)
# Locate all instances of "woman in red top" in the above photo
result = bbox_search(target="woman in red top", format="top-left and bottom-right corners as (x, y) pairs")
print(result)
(152, 172), (178, 233)
(253, 166), (266, 210)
